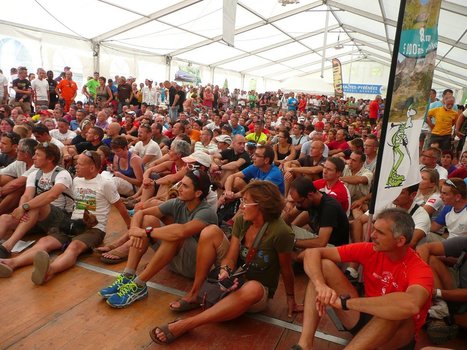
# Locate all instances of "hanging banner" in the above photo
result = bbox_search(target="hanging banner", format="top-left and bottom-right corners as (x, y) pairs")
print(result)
(343, 84), (384, 95)
(332, 58), (343, 98)
(223, 0), (237, 47)
(372, 0), (442, 214)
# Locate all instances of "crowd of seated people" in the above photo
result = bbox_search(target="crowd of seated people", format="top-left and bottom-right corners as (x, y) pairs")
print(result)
(0, 65), (465, 348)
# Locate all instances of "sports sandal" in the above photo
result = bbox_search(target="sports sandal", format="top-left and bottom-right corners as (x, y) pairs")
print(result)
(169, 299), (200, 312)
(149, 320), (180, 345)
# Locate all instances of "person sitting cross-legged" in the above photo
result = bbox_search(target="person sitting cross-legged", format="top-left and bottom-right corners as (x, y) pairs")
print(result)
(149, 180), (302, 345)
(293, 208), (433, 350)
(99, 169), (229, 309)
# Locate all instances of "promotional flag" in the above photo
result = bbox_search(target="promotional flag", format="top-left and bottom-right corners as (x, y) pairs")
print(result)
(332, 58), (343, 98)
(371, 0), (442, 214)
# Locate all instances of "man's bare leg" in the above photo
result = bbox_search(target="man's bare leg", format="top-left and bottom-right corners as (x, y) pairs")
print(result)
(1, 206), (49, 252)
(297, 258), (360, 350)
(41, 240), (89, 282)
(346, 317), (414, 350)
(0, 236), (62, 272)
(0, 191), (23, 215)
(169, 225), (227, 308)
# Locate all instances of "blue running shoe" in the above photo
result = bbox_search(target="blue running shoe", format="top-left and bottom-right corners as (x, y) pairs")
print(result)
(99, 274), (134, 299)
(106, 281), (148, 308)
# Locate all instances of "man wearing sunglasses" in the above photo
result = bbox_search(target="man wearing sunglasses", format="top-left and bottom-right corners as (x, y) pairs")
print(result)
(0, 151), (130, 284)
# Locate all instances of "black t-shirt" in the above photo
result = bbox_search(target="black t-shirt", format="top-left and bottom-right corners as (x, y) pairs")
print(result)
(176, 90), (186, 112)
(117, 83), (132, 102)
(221, 148), (251, 171)
(169, 86), (177, 106)
(13, 78), (31, 101)
(306, 193), (349, 247)
(75, 141), (103, 154)
(47, 78), (58, 98)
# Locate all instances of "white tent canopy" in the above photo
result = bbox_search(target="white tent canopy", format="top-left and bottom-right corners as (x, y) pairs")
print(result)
(0, 0), (465, 95)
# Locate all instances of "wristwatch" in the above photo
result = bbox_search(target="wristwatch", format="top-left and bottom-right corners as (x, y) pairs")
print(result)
(22, 203), (31, 211)
(145, 226), (153, 238)
(339, 294), (351, 311)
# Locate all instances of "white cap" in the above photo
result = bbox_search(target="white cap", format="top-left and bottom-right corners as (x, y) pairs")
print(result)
(182, 151), (212, 168)
(215, 135), (232, 145)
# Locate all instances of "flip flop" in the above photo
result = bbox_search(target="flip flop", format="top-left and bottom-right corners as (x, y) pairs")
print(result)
(0, 262), (13, 278)
(169, 299), (200, 312)
(149, 320), (180, 345)
(31, 251), (50, 285)
(100, 247), (129, 264)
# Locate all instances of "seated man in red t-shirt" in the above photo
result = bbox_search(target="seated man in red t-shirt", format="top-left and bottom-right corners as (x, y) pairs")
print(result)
(313, 157), (350, 216)
(293, 208), (433, 350)
(328, 129), (349, 156)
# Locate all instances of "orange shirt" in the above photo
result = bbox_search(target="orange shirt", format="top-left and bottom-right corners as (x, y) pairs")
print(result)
(57, 79), (78, 100)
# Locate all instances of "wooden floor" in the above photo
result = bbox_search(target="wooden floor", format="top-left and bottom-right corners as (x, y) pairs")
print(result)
(1, 209), (466, 350)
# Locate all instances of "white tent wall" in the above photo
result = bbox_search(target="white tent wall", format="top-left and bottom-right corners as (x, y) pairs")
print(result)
(0, 24), (93, 87)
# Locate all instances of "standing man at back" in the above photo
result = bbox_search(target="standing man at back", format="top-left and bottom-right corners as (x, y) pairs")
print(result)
(12, 66), (32, 115)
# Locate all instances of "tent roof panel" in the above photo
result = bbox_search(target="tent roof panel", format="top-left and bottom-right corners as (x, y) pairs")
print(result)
(241, 0), (320, 19)
(273, 7), (338, 37)
(335, 12), (386, 38)
(105, 0), (186, 14)
(331, 0), (382, 16)
(176, 42), (244, 65)
(234, 25), (290, 52)
(438, 10), (465, 39)
(218, 55), (270, 71)
(282, 52), (323, 68)
(445, 47), (467, 64)
(257, 42), (308, 61)
(109, 25), (206, 55)
(247, 64), (292, 77)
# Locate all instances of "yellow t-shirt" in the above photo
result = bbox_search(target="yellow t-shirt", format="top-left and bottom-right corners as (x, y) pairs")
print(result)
(245, 132), (268, 144)
(428, 107), (457, 136)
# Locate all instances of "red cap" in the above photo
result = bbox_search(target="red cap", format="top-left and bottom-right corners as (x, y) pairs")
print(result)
(314, 121), (324, 129)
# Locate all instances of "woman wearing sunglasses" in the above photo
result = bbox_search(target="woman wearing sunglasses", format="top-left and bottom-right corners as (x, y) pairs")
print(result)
(150, 180), (302, 345)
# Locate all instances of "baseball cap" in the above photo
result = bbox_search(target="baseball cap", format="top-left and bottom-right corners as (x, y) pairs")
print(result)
(182, 151), (212, 168)
(215, 135), (232, 145)
(314, 121), (324, 129)
(126, 111), (136, 116)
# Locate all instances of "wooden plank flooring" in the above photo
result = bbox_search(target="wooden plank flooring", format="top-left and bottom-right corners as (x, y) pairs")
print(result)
(1, 208), (466, 349)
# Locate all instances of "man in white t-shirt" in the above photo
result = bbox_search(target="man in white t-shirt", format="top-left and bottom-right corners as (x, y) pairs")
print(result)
(420, 147), (448, 181)
(0, 151), (131, 283)
(32, 123), (65, 150)
(0, 138), (38, 215)
(0, 143), (73, 259)
(0, 69), (8, 105)
(131, 123), (162, 169)
(430, 178), (466, 240)
(49, 118), (77, 145)
(31, 68), (50, 108)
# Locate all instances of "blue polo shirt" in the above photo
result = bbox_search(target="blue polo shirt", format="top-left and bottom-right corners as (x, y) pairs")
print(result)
(242, 164), (285, 194)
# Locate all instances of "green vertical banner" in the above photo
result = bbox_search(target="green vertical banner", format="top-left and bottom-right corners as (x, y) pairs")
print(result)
(371, 0), (442, 214)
